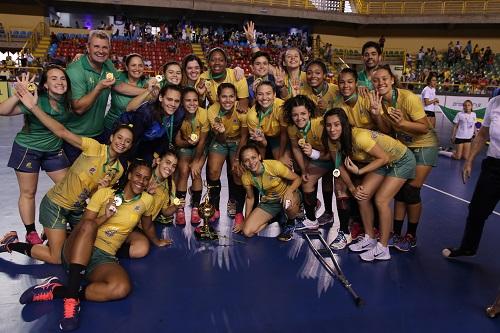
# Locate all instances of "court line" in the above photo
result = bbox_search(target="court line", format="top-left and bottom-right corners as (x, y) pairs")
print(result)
(423, 184), (500, 216)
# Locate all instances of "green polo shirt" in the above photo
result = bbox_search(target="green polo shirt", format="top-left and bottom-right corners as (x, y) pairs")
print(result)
(66, 56), (122, 136)
(15, 93), (70, 151)
(104, 72), (147, 130)
(357, 70), (373, 90)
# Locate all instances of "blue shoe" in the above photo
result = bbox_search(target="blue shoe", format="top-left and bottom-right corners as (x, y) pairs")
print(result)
(329, 230), (352, 250)
(394, 234), (416, 252)
(295, 218), (319, 231)
(277, 223), (296, 242)
(59, 298), (80, 331)
(0, 231), (18, 253)
(19, 276), (63, 304)
(387, 233), (402, 247)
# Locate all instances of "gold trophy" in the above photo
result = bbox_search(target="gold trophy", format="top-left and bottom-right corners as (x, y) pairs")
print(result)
(194, 182), (218, 240)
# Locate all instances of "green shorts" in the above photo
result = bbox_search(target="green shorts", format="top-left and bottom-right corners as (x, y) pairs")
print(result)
(309, 158), (334, 170)
(62, 245), (118, 278)
(410, 146), (439, 167)
(266, 135), (281, 151)
(39, 195), (83, 230)
(178, 147), (195, 158)
(257, 199), (283, 217)
(208, 139), (239, 158)
(375, 149), (416, 179)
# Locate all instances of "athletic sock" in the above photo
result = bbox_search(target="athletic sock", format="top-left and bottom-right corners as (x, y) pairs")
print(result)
(66, 263), (87, 299)
(337, 198), (350, 234)
(177, 190), (187, 200)
(8, 242), (33, 257)
(322, 190), (333, 215)
(191, 190), (202, 208)
(207, 179), (221, 210)
(393, 219), (404, 236)
(25, 223), (36, 233)
(407, 221), (419, 237)
(234, 184), (246, 214)
(303, 192), (317, 221)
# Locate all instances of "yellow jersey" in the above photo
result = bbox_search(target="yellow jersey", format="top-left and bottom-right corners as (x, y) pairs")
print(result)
(207, 103), (248, 140)
(241, 160), (291, 201)
(179, 107), (210, 141)
(333, 94), (376, 129)
(87, 188), (154, 256)
(301, 82), (339, 116)
(283, 71), (307, 100)
(246, 98), (286, 137)
(350, 127), (407, 163)
(287, 117), (325, 151)
(200, 68), (249, 105)
(149, 176), (176, 220)
(47, 138), (124, 210)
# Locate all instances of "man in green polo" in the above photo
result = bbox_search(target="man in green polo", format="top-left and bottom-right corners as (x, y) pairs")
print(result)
(357, 41), (383, 91)
(65, 30), (146, 162)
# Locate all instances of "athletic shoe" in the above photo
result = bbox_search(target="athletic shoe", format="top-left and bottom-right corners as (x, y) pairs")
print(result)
(348, 234), (376, 252)
(190, 207), (201, 225)
(227, 199), (237, 218)
(0, 231), (18, 253)
(387, 233), (402, 247)
(175, 208), (186, 225)
(19, 276), (62, 304)
(277, 223), (296, 242)
(329, 230), (352, 250)
(442, 247), (476, 259)
(209, 209), (220, 223)
(295, 218), (319, 231)
(395, 234), (417, 252)
(26, 230), (43, 245)
(59, 298), (80, 332)
(234, 213), (244, 227)
(349, 222), (364, 241)
(317, 212), (334, 226)
(360, 242), (391, 262)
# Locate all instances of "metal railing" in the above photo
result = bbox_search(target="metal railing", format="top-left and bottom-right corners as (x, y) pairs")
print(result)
(357, 0), (500, 15)
(20, 22), (50, 56)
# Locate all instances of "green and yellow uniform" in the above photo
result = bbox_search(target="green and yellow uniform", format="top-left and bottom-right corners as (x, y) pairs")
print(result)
(350, 127), (407, 163)
(246, 98), (286, 138)
(179, 107), (210, 141)
(200, 68), (249, 105)
(333, 93), (376, 130)
(104, 72), (147, 130)
(300, 82), (339, 116)
(283, 71), (307, 100)
(357, 70), (373, 90)
(66, 56), (122, 136)
(16, 93), (69, 151)
(287, 117), (325, 151)
(207, 103), (247, 140)
(47, 138), (124, 210)
(149, 175), (176, 221)
(87, 188), (154, 255)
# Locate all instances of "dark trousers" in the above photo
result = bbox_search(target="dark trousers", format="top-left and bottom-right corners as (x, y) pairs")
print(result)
(460, 157), (500, 252)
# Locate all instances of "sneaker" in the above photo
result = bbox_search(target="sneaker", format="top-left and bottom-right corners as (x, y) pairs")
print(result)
(19, 276), (62, 304)
(349, 222), (364, 241)
(190, 207), (201, 225)
(295, 218), (319, 231)
(26, 230), (43, 245)
(395, 234), (417, 252)
(227, 199), (237, 218)
(209, 209), (220, 223)
(234, 213), (244, 227)
(348, 234), (376, 252)
(175, 208), (186, 225)
(277, 223), (295, 242)
(59, 298), (80, 332)
(317, 212), (333, 226)
(442, 247), (476, 259)
(329, 230), (352, 250)
(388, 233), (402, 247)
(360, 242), (391, 261)
(0, 231), (19, 253)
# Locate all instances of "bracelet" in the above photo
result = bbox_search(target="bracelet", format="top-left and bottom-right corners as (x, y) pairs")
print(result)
(310, 149), (320, 160)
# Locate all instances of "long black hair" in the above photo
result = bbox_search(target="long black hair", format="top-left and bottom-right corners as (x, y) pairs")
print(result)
(157, 149), (177, 198)
(152, 84), (182, 122)
(282, 94), (317, 125)
(38, 64), (72, 112)
(123, 53), (146, 81)
(112, 158), (152, 193)
(322, 108), (353, 159)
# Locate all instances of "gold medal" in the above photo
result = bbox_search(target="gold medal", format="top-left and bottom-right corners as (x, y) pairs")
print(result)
(387, 106), (395, 115)
(214, 117), (222, 123)
(113, 195), (123, 207)
(204, 80), (212, 89)
(173, 198), (181, 206)
(298, 138), (306, 147)
(155, 74), (163, 82)
(333, 169), (341, 178)
(190, 133), (199, 142)
(27, 83), (37, 93)
(106, 72), (114, 80)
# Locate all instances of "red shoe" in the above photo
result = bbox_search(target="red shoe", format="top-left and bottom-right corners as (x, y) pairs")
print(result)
(209, 209), (220, 223)
(175, 208), (186, 225)
(234, 213), (244, 227)
(190, 207), (201, 225)
(26, 231), (43, 245)
(349, 222), (364, 241)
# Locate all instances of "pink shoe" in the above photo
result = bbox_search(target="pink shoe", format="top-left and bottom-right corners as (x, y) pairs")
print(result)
(175, 208), (186, 225)
(234, 213), (244, 227)
(190, 207), (201, 225)
(26, 231), (43, 245)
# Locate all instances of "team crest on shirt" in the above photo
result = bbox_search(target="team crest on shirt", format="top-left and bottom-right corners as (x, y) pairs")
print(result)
(134, 205), (141, 212)
(104, 227), (118, 237)
(89, 167), (97, 175)
(370, 130), (379, 139)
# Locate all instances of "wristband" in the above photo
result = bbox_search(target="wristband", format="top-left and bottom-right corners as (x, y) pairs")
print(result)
(310, 149), (320, 160)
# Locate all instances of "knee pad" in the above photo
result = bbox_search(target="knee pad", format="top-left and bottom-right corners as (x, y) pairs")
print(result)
(398, 183), (421, 204)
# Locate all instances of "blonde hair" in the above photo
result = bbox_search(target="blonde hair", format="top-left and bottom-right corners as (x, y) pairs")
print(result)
(87, 30), (111, 45)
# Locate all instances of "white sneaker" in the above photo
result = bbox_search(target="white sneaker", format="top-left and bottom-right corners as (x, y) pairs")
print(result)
(295, 218), (319, 231)
(348, 234), (376, 252)
(359, 242), (391, 262)
(329, 230), (352, 250)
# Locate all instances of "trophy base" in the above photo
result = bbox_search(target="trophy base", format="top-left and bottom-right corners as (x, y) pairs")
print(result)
(194, 225), (219, 241)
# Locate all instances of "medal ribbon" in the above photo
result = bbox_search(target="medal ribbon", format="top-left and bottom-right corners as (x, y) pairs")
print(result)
(251, 164), (266, 197)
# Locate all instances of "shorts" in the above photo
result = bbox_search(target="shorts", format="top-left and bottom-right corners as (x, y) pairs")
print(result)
(409, 146), (439, 167)
(62, 245), (118, 278)
(454, 138), (472, 144)
(309, 158), (334, 170)
(257, 199), (283, 217)
(8, 141), (69, 173)
(178, 142), (209, 158)
(425, 111), (435, 117)
(208, 138), (239, 158)
(375, 149), (416, 179)
(39, 195), (83, 230)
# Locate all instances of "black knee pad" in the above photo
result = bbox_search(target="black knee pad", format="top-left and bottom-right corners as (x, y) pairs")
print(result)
(398, 183), (421, 204)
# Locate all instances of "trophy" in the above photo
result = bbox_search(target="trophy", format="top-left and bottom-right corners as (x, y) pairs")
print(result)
(194, 182), (218, 241)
